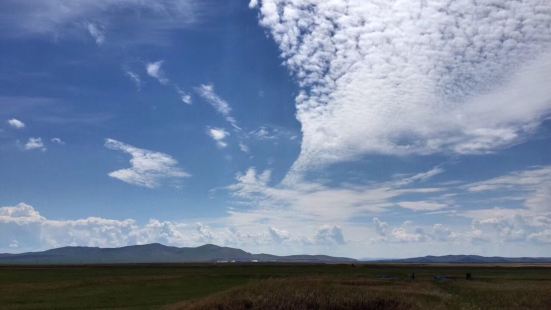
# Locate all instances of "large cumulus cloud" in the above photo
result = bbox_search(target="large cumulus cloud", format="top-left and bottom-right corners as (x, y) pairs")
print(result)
(251, 0), (551, 175)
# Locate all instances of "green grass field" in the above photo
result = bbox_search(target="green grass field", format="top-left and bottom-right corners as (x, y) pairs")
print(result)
(1, 264), (550, 309)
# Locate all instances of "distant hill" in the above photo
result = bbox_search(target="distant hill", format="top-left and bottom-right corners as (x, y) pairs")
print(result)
(374, 255), (551, 264)
(0, 243), (356, 264)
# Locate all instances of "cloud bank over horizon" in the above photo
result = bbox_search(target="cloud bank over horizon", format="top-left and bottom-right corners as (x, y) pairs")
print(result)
(251, 0), (551, 176)
(3, 160), (551, 257)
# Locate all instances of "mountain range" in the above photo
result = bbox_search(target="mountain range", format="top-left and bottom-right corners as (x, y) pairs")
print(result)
(0, 243), (355, 264)
(1, 244), (550, 264)
(374, 255), (551, 264)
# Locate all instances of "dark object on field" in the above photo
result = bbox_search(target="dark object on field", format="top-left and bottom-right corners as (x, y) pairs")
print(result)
(466, 273), (472, 280)
(433, 275), (448, 282)
(410, 272), (415, 280)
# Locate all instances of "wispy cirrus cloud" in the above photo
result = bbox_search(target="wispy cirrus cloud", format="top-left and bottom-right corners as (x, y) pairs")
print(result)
(139, 62), (193, 104)
(251, 0), (551, 177)
(125, 70), (142, 90)
(196, 83), (254, 151)
(249, 127), (277, 140)
(104, 138), (190, 188)
(227, 166), (446, 224)
(0, 0), (200, 45)
(196, 84), (239, 129)
(465, 165), (551, 212)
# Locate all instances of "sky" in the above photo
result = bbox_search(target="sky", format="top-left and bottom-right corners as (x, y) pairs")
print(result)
(1, 0), (551, 258)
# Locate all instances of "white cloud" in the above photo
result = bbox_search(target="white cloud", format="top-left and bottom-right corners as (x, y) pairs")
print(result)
(0, 203), (147, 251)
(196, 84), (239, 129)
(7, 118), (25, 129)
(50, 137), (65, 145)
(207, 127), (229, 148)
(268, 226), (289, 243)
(250, 126), (277, 140)
(195, 222), (214, 243)
(398, 167), (445, 185)
(228, 167), (445, 224)
(146, 60), (169, 85)
(372, 217), (390, 237)
(0, 0), (199, 43)
(398, 201), (448, 212)
(225, 164), (551, 249)
(18, 163), (541, 252)
(466, 165), (551, 212)
(243, 126), (297, 152)
(528, 230), (551, 243)
(313, 225), (345, 245)
(372, 218), (457, 243)
(1, 200), (550, 256)
(248, 0), (258, 9)
(432, 224), (456, 242)
(461, 211), (550, 244)
(239, 142), (250, 153)
(86, 22), (105, 45)
(24, 137), (46, 151)
(454, 165), (551, 244)
(252, 0), (551, 176)
(176, 87), (192, 104)
(0, 203), (42, 221)
(9, 240), (19, 249)
(125, 70), (141, 90)
(104, 138), (190, 188)
(390, 227), (428, 243)
(0, 203), (346, 254)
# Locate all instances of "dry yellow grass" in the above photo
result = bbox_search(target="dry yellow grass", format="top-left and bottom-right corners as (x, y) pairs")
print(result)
(168, 277), (446, 310)
(169, 275), (551, 310)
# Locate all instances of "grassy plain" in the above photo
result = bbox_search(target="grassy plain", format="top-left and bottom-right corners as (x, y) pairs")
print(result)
(0, 264), (550, 309)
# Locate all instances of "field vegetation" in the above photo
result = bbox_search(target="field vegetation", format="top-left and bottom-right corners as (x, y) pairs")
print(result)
(0, 264), (550, 309)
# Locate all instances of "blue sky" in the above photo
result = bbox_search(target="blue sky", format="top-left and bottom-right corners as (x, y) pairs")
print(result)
(1, 0), (551, 258)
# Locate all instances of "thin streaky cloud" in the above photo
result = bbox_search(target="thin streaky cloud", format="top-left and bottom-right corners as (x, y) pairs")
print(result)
(125, 70), (142, 90)
(196, 84), (239, 129)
